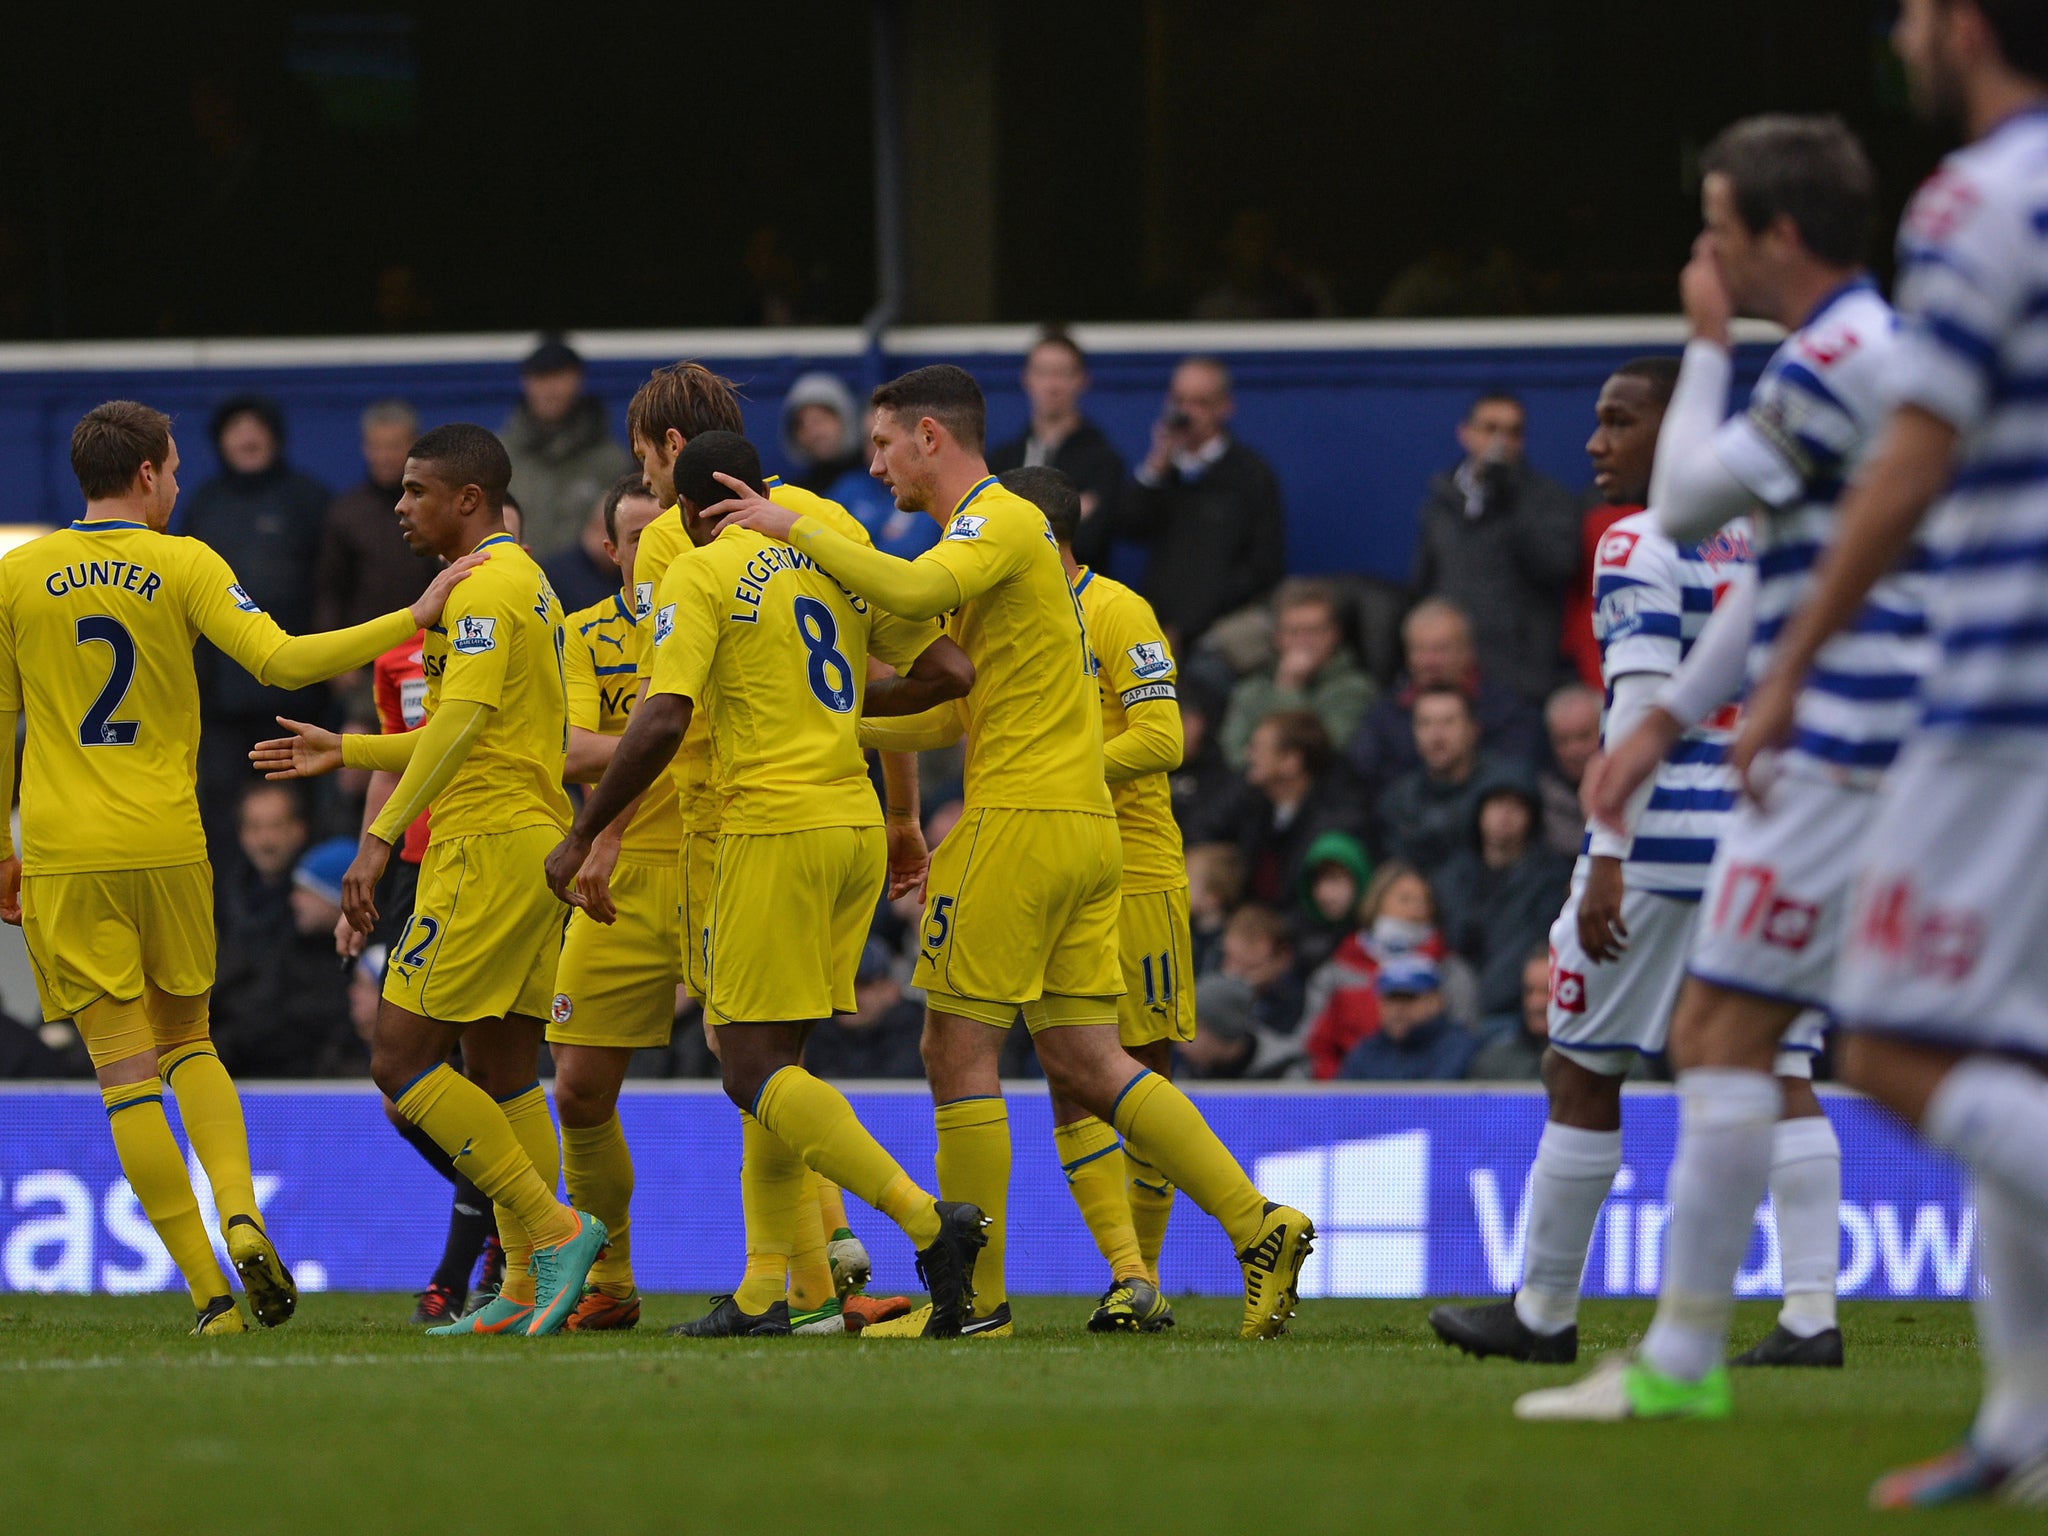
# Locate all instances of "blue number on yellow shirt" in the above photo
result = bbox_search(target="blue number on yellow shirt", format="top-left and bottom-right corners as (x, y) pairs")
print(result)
(75, 615), (140, 746)
(793, 596), (856, 712)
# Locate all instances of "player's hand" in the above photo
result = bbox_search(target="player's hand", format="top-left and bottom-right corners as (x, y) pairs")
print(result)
(1681, 233), (1734, 349)
(0, 853), (20, 927)
(544, 831), (594, 909)
(574, 827), (625, 924)
(885, 813), (929, 901)
(1731, 664), (1797, 806)
(409, 552), (489, 629)
(333, 910), (365, 959)
(1577, 855), (1629, 963)
(250, 718), (345, 779)
(704, 473), (801, 543)
(342, 836), (390, 936)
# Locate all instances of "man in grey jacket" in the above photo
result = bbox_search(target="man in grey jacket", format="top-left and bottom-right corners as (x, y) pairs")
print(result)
(1410, 391), (1579, 703)
(499, 336), (632, 560)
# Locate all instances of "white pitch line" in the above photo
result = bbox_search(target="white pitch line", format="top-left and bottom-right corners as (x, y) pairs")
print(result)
(0, 1346), (754, 1373)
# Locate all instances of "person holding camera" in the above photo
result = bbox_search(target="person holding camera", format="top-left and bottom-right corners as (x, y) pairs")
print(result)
(1410, 391), (1579, 704)
(1121, 356), (1287, 654)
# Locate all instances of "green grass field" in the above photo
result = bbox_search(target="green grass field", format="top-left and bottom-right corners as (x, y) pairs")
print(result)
(0, 1294), (2017, 1534)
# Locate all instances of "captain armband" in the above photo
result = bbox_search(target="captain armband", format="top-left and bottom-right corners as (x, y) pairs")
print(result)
(1120, 682), (1177, 707)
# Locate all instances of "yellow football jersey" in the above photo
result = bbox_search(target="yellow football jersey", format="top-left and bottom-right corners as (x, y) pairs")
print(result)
(562, 589), (682, 857)
(0, 519), (411, 875)
(635, 483), (878, 835)
(416, 531), (573, 839)
(1075, 567), (1184, 893)
(648, 525), (941, 834)
(919, 478), (1111, 815)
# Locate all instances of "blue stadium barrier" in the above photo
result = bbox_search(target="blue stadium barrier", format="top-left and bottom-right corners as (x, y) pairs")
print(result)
(0, 320), (1775, 584)
(0, 1082), (1972, 1301)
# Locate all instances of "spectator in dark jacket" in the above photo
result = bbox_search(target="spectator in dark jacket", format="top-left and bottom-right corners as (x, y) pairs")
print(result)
(1222, 710), (1371, 914)
(500, 335), (634, 560)
(1539, 683), (1604, 857)
(802, 942), (927, 1078)
(1435, 785), (1574, 1017)
(987, 330), (1128, 570)
(1293, 829), (1373, 978)
(541, 492), (623, 614)
(1410, 391), (1581, 703)
(1338, 954), (1478, 1081)
(782, 371), (934, 559)
(1467, 946), (1552, 1081)
(179, 393), (333, 857)
(1180, 907), (1306, 1079)
(1170, 673), (1240, 843)
(213, 791), (354, 1075)
(314, 399), (441, 635)
(1114, 356), (1285, 651)
(1346, 599), (1545, 795)
(1377, 685), (1531, 878)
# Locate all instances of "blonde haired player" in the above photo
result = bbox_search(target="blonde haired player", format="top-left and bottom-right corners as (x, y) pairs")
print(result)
(545, 430), (989, 1336)
(254, 423), (605, 1338)
(0, 400), (478, 1334)
(711, 364), (1314, 1340)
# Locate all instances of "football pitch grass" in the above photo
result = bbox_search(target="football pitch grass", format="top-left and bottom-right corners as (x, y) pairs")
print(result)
(0, 1295), (2017, 1533)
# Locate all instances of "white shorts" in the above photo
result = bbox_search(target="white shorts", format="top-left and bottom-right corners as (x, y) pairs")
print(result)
(1834, 734), (2048, 1057)
(1547, 878), (1698, 1075)
(1687, 768), (1879, 1016)
(1548, 874), (1827, 1078)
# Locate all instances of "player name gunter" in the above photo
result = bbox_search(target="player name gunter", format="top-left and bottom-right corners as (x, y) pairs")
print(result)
(42, 558), (165, 602)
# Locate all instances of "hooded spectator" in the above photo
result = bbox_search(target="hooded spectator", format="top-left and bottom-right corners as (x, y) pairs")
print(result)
(782, 371), (933, 559)
(178, 392), (333, 857)
(1220, 579), (1378, 769)
(500, 335), (633, 560)
(1338, 954), (1479, 1081)
(1293, 829), (1372, 976)
(1434, 783), (1574, 1016)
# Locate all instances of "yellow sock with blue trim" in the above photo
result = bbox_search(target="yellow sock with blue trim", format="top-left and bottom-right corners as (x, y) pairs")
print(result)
(1123, 1142), (1176, 1284)
(102, 1079), (228, 1307)
(561, 1112), (634, 1296)
(393, 1066), (573, 1305)
(736, 1113), (804, 1313)
(1109, 1071), (1263, 1250)
(936, 1096), (1010, 1311)
(1055, 1116), (1146, 1283)
(788, 1168), (835, 1312)
(497, 1084), (564, 1305)
(753, 1067), (941, 1248)
(158, 1039), (259, 1228)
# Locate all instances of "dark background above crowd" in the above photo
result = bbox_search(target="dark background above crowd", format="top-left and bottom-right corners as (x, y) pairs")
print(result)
(0, 1), (1946, 337)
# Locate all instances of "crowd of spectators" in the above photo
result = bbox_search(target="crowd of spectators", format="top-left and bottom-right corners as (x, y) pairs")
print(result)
(5, 332), (1660, 1088)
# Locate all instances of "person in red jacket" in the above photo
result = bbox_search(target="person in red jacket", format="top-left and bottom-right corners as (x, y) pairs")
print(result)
(1300, 860), (1475, 1080)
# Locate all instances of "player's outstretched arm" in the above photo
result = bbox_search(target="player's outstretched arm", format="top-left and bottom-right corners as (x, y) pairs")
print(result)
(564, 726), (618, 784)
(706, 475), (967, 620)
(864, 635), (973, 717)
(546, 691), (690, 906)
(858, 704), (963, 754)
(1732, 405), (1957, 790)
(237, 554), (487, 691)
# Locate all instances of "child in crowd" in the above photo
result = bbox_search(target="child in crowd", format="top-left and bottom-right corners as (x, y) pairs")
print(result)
(1292, 829), (1372, 975)
(1181, 905), (1307, 1079)
(1185, 841), (1248, 979)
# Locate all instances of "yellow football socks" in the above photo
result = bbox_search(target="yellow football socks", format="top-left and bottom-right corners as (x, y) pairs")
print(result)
(157, 1040), (259, 1227)
(736, 1113), (806, 1313)
(1123, 1143), (1177, 1284)
(498, 1085), (565, 1304)
(102, 1078), (227, 1307)
(393, 1065), (573, 1305)
(788, 1169), (835, 1312)
(1055, 1116), (1146, 1283)
(936, 1096), (1010, 1311)
(1109, 1071), (1264, 1250)
(562, 1113), (635, 1296)
(816, 1177), (851, 1239)
(753, 1067), (940, 1249)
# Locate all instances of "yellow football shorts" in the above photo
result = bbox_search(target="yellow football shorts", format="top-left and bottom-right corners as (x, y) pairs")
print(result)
(1116, 883), (1197, 1047)
(913, 807), (1122, 1031)
(21, 861), (214, 1022)
(383, 825), (566, 1024)
(679, 829), (717, 1002)
(706, 825), (883, 1025)
(547, 854), (683, 1049)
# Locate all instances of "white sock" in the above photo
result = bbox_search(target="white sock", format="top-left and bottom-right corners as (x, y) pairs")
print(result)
(1971, 1177), (2048, 1466)
(1639, 1069), (1782, 1383)
(1926, 1057), (2048, 1225)
(1513, 1123), (1622, 1335)
(1769, 1115), (1840, 1337)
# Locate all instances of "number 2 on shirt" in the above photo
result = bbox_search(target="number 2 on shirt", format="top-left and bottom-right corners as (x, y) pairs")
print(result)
(75, 615), (140, 746)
